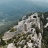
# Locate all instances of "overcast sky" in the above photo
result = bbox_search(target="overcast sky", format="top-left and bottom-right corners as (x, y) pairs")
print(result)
(0, 0), (48, 3)
(26, 0), (48, 1)
(0, 0), (48, 2)
(0, 0), (48, 8)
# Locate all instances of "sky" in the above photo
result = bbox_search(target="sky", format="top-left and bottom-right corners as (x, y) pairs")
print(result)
(26, 0), (48, 1)
(0, 0), (48, 2)
(0, 0), (48, 4)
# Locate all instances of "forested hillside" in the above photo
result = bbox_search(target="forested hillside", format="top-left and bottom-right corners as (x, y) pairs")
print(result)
(38, 12), (48, 48)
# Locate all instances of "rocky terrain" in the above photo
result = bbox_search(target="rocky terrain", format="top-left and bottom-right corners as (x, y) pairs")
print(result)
(0, 12), (48, 48)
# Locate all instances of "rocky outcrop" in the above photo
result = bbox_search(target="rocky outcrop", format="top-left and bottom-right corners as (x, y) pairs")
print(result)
(2, 13), (43, 48)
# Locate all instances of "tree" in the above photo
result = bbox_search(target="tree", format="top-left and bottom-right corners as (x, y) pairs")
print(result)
(0, 38), (6, 46)
(10, 28), (17, 32)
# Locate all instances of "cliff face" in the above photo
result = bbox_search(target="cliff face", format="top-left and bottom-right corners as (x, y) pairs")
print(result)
(40, 12), (48, 48)
(1, 13), (43, 48)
